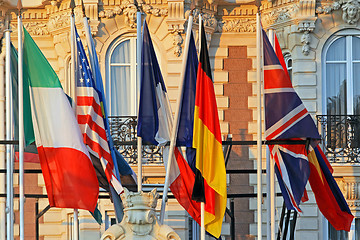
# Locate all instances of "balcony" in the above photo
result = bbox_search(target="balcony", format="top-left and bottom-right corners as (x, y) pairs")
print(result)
(109, 116), (164, 165)
(317, 115), (360, 163)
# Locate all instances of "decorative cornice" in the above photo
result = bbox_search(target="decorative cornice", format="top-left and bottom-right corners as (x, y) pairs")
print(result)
(99, 0), (168, 28)
(11, 21), (49, 35)
(217, 18), (256, 32)
(317, 0), (360, 24)
(262, 4), (300, 26)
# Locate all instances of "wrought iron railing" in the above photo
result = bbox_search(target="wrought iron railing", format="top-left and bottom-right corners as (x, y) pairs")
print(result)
(317, 115), (360, 163)
(108, 116), (164, 165)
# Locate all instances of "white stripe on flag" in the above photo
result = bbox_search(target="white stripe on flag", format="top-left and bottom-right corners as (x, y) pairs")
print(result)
(265, 104), (308, 139)
(264, 65), (283, 70)
(264, 88), (295, 94)
(30, 87), (89, 158)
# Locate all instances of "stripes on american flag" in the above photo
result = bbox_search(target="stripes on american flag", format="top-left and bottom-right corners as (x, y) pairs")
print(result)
(74, 27), (124, 195)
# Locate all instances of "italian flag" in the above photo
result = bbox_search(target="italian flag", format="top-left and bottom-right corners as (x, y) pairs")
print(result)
(23, 27), (99, 212)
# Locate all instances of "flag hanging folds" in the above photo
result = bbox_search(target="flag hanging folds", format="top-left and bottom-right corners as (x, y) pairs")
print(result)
(74, 27), (125, 197)
(23, 27), (99, 211)
(136, 20), (201, 226)
(11, 43), (39, 163)
(174, 30), (203, 224)
(84, 20), (136, 187)
(137, 21), (172, 146)
(191, 21), (227, 238)
(308, 145), (354, 231)
(263, 29), (353, 230)
(263, 28), (319, 212)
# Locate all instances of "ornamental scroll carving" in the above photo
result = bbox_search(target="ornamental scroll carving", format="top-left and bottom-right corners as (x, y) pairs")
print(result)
(317, 0), (360, 24)
(336, 177), (360, 208)
(217, 19), (256, 32)
(298, 21), (315, 55)
(262, 4), (299, 25)
(11, 22), (49, 35)
(99, 0), (168, 28)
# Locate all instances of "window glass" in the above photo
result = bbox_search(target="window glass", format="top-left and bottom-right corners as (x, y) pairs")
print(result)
(107, 38), (137, 116)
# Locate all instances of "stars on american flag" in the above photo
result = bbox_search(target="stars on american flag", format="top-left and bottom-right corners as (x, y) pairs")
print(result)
(75, 30), (94, 87)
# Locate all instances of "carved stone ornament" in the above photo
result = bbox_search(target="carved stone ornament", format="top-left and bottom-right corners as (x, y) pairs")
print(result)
(217, 18), (256, 32)
(262, 4), (299, 26)
(317, 0), (360, 24)
(298, 21), (315, 55)
(184, 9), (218, 30)
(11, 22), (49, 35)
(335, 178), (360, 208)
(99, 0), (168, 28)
(101, 188), (181, 240)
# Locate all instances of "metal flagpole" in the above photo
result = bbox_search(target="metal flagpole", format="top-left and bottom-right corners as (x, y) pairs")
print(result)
(256, 5), (263, 240)
(17, 1), (25, 239)
(198, 13), (205, 240)
(266, 144), (270, 240)
(136, 11), (142, 192)
(70, 1), (79, 239)
(5, 13), (14, 240)
(268, 28), (276, 240)
(159, 11), (194, 225)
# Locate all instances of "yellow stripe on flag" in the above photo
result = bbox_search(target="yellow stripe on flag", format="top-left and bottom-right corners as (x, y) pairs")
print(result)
(308, 149), (324, 184)
(193, 106), (227, 237)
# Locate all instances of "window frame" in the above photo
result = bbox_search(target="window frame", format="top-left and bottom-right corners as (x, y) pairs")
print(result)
(322, 29), (360, 115)
(106, 36), (138, 116)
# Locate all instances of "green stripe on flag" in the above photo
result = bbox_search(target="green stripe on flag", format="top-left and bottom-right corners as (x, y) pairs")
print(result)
(23, 27), (62, 88)
(11, 43), (35, 147)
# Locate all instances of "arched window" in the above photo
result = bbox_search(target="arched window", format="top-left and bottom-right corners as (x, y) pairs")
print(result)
(106, 37), (138, 116)
(323, 30), (360, 115)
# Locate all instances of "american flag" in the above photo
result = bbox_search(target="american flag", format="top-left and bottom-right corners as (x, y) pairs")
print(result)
(75, 27), (124, 196)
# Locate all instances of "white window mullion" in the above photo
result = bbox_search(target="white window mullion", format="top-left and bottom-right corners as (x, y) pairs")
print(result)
(347, 36), (354, 114)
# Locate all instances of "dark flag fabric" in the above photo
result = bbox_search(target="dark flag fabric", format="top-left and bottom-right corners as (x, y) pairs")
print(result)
(137, 21), (211, 235)
(308, 145), (354, 231)
(263, 29), (353, 230)
(191, 22), (227, 238)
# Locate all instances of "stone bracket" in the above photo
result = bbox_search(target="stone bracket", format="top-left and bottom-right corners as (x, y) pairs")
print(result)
(298, 19), (316, 55)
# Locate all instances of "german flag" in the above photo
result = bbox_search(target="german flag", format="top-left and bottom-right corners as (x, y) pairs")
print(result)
(192, 21), (227, 238)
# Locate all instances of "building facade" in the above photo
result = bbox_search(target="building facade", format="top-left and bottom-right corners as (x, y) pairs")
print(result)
(0, 0), (359, 239)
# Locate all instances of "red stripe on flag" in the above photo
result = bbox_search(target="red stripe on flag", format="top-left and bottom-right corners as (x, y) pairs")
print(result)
(78, 114), (108, 141)
(266, 108), (308, 140)
(77, 96), (103, 116)
(37, 146), (99, 212)
(171, 148), (216, 222)
(194, 62), (222, 143)
(308, 150), (354, 231)
(83, 134), (112, 164)
(264, 69), (292, 90)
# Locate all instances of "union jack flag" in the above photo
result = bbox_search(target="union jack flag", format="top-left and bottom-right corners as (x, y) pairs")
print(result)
(75, 27), (124, 196)
(263, 29), (320, 211)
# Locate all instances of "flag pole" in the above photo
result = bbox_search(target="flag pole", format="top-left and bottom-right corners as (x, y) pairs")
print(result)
(198, 13), (206, 240)
(17, 1), (25, 239)
(136, 10), (142, 192)
(159, 11), (194, 225)
(5, 13), (14, 240)
(70, 1), (79, 239)
(256, 4), (263, 240)
(267, 28), (276, 240)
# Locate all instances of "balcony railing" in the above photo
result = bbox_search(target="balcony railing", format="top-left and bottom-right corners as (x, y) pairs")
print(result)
(317, 115), (360, 163)
(109, 116), (164, 165)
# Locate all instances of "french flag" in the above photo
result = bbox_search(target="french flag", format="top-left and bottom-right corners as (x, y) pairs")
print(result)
(137, 21), (200, 221)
